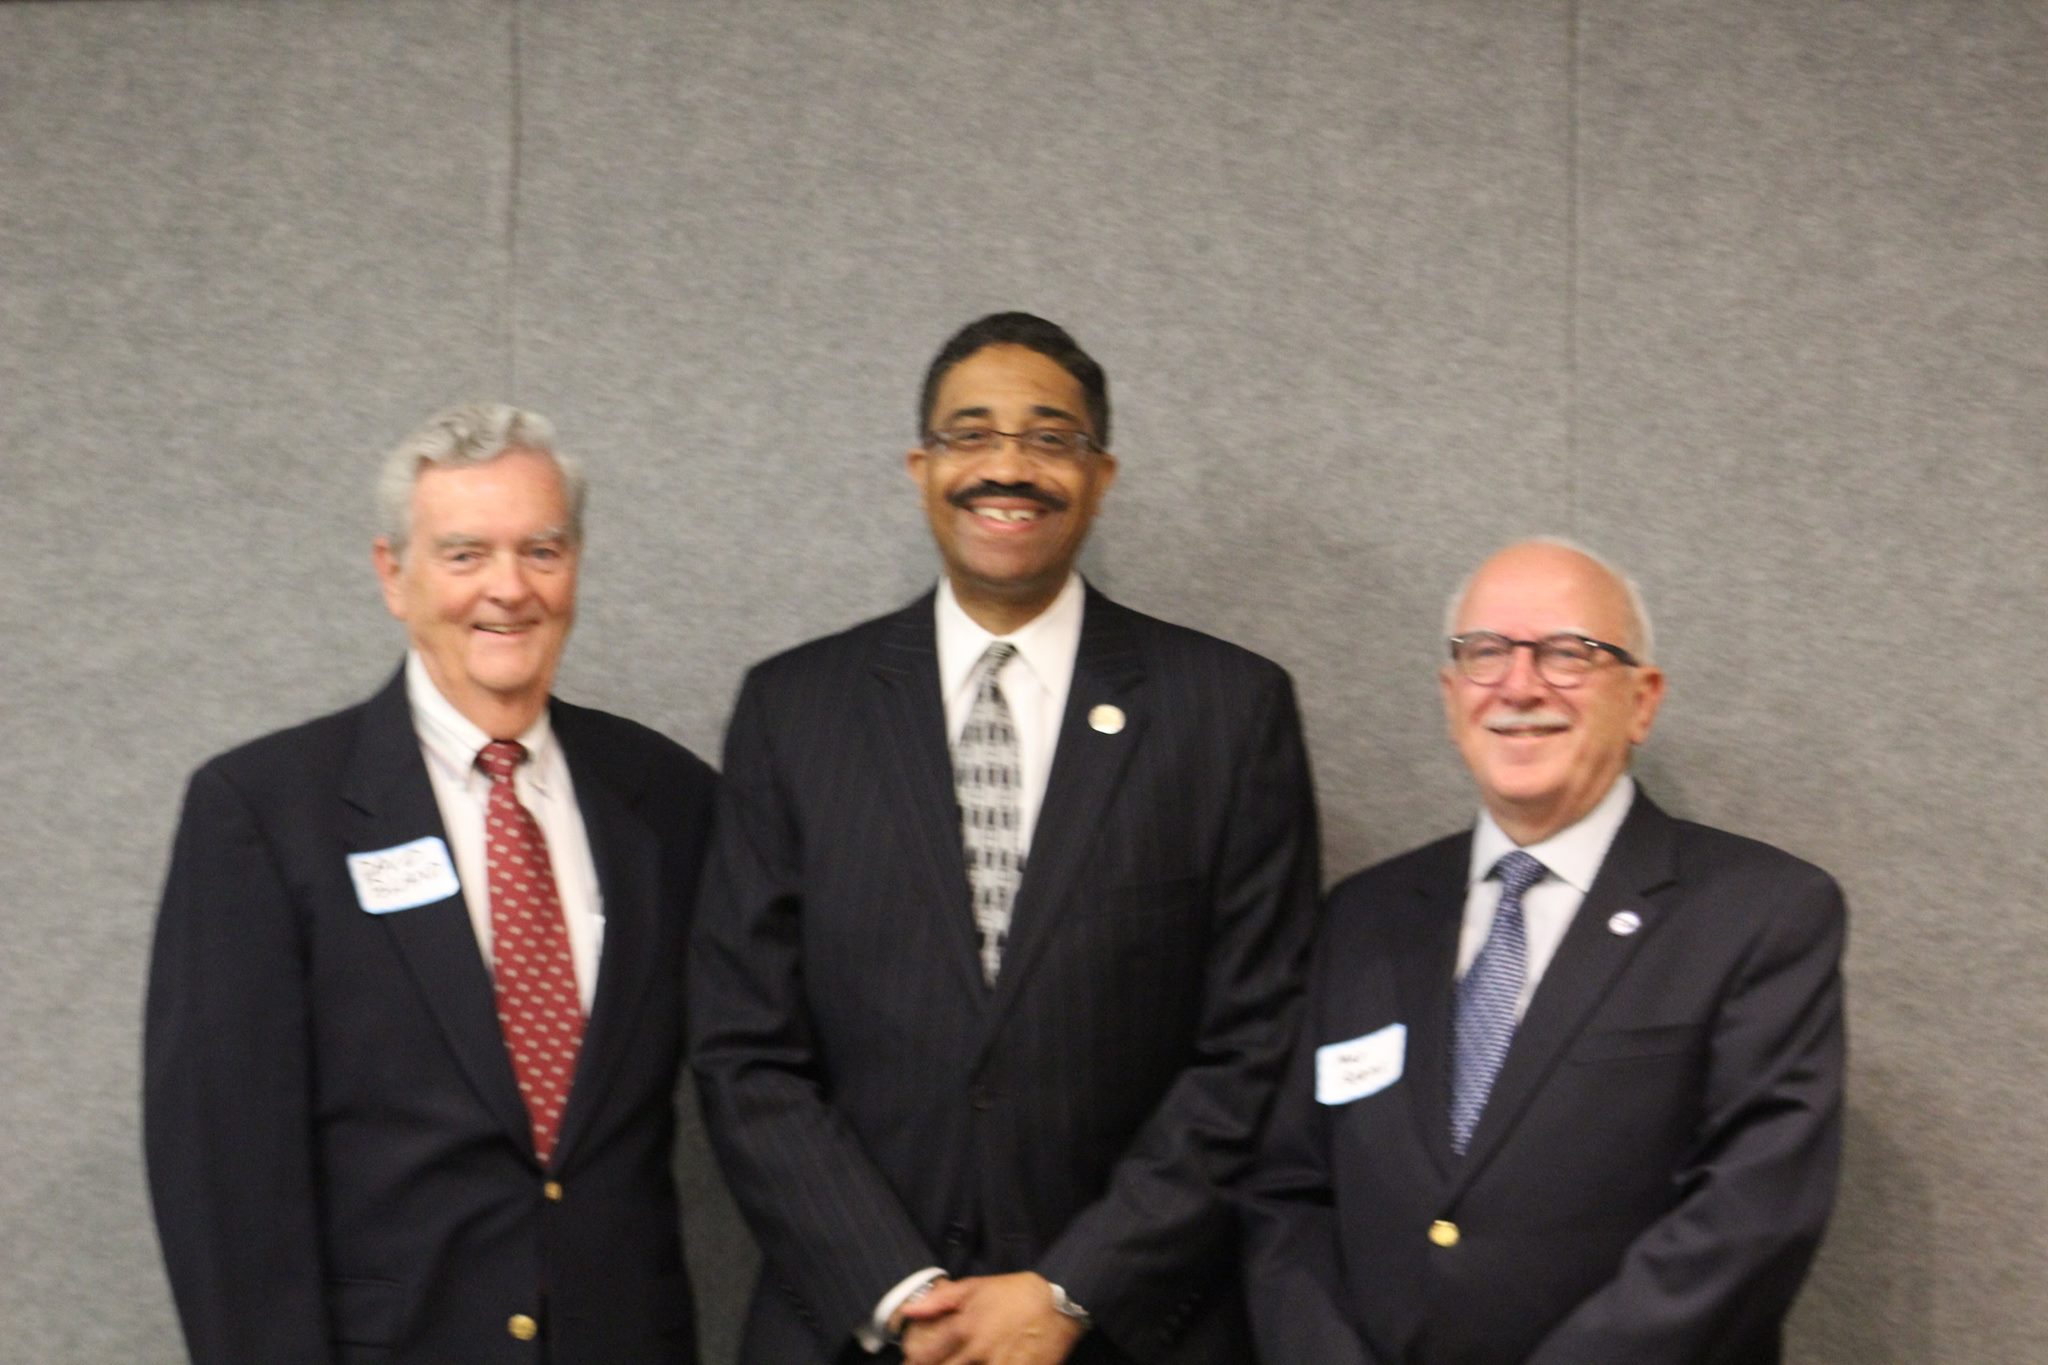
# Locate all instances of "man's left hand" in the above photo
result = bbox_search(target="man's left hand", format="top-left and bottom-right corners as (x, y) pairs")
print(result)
(896, 1271), (1086, 1365)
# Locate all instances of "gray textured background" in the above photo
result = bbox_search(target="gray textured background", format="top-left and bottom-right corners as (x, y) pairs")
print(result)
(3, 1), (2043, 1360)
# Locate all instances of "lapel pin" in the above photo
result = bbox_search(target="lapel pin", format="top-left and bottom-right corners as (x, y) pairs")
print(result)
(1088, 703), (1126, 735)
(1607, 909), (1643, 937)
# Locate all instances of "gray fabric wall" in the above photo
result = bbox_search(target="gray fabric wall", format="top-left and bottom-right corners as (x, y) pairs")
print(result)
(3, 1), (2041, 1360)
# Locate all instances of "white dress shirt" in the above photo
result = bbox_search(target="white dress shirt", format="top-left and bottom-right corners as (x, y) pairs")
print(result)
(864, 573), (1089, 1348)
(406, 652), (604, 1015)
(934, 570), (1085, 854)
(1458, 775), (1637, 1020)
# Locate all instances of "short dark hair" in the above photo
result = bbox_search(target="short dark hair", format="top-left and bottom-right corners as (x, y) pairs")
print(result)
(918, 312), (1111, 448)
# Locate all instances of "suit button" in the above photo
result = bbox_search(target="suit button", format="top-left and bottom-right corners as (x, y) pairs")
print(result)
(507, 1313), (538, 1341)
(1428, 1219), (1460, 1248)
(971, 1088), (996, 1111)
(542, 1180), (564, 1202)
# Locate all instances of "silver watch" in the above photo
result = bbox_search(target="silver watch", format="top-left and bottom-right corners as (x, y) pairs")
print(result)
(1048, 1281), (1092, 1329)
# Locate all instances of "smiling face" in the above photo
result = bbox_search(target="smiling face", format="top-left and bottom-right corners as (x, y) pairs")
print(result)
(1442, 542), (1665, 845)
(373, 446), (578, 737)
(905, 343), (1117, 633)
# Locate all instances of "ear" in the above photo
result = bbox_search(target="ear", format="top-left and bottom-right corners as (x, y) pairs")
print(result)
(1091, 450), (1118, 495)
(1627, 665), (1667, 744)
(1439, 664), (1461, 740)
(905, 446), (930, 485)
(372, 537), (408, 621)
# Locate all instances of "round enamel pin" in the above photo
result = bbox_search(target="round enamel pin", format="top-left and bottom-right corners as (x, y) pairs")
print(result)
(1088, 704), (1126, 734)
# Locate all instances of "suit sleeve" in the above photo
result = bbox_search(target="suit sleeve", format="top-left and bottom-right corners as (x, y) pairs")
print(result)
(688, 670), (938, 1347)
(143, 765), (333, 1365)
(1237, 908), (1380, 1365)
(1526, 866), (1847, 1364)
(1036, 667), (1322, 1354)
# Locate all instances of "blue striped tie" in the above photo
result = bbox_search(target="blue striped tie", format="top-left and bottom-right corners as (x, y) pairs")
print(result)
(1449, 850), (1547, 1155)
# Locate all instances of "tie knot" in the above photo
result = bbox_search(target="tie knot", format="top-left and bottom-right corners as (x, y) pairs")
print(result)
(977, 641), (1018, 682)
(477, 739), (528, 783)
(1492, 849), (1548, 899)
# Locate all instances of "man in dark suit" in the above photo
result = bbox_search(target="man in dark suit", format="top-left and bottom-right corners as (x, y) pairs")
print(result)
(145, 404), (715, 1363)
(1243, 538), (1846, 1364)
(691, 313), (1320, 1365)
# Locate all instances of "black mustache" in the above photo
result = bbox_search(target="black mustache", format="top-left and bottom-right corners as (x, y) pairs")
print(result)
(947, 481), (1069, 513)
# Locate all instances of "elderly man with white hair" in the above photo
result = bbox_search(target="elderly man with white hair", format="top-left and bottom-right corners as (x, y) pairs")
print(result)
(146, 404), (715, 1363)
(1243, 538), (1846, 1365)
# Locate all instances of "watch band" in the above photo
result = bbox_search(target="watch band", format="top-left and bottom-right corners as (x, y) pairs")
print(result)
(1048, 1281), (1092, 1329)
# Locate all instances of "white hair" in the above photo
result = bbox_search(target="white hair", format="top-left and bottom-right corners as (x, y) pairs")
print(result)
(376, 403), (585, 558)
(1442, 535), (1656, 663)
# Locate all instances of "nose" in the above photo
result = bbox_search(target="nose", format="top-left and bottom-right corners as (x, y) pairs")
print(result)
(979, 432), (1036, 483)
(482, 549), (534, 603)
(1497, 641), (1549, 700)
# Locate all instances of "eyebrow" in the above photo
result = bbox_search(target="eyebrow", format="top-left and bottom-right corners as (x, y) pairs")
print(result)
(429, 528), (572, 551)
(935, 403), (1085, 429)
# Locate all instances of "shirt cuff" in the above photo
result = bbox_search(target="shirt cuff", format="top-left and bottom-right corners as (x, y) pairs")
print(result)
(857, 1267), (947, 1353)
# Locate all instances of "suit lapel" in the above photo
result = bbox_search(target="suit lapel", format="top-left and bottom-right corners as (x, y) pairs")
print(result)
(341, 671), (532, 1154)
(979, 589), (1147, 1045)
(1452, 794), (1680, 1187)
(547, 705), (662, 1168)
(1394, 835), (1471, 1181)
(866, 597), (990, 1006)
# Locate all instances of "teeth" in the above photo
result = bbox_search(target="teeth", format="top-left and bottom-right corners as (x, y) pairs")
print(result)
(477, 624), (524, 633)
(976, 507), (1042, 523)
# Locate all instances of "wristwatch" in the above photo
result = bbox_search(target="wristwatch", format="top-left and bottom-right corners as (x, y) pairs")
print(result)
(1048, 1281), (1093, 1330)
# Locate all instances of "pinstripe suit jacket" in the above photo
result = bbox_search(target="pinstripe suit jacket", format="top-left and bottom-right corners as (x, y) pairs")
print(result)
(690, 586), (1320, 1364)
(1241, 793), (1846, 1365)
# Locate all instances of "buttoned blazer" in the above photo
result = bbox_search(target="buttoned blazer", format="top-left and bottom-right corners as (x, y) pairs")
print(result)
(690, 587), (1320, 1365)
(1242, 793), (1846, 1365)
(145, 669), (715, 1365)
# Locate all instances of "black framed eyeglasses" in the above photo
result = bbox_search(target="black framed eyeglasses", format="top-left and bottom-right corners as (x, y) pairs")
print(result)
(1447, 631), (1639, 688)
(924, 427), (1100, 461)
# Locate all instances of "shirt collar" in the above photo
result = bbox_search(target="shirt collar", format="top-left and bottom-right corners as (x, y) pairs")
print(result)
(935, 571), (1085, 705)
(404, 650), (558, 794)
(1468, 774), (1636, 894)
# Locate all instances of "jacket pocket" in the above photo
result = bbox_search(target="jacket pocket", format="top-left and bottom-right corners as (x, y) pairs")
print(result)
(1567, 1021), (1705, 1062)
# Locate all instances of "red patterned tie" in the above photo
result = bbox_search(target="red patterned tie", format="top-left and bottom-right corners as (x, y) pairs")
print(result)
(477, 739), (585, 1164)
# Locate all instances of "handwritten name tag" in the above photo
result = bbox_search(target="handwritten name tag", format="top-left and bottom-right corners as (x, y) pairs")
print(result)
(1316, 1023), (1407, 1106)
(347, 837), (460, 915)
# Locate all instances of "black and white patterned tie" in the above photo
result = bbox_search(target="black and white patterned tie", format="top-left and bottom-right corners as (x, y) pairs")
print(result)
(1449, 849), (1547, 1155)
(955, 642), (1023, 986)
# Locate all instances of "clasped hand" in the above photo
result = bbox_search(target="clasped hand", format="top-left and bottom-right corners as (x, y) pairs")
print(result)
(895, 1271), (1085, 1365)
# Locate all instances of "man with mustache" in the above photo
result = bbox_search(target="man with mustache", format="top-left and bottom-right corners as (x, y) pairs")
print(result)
(145, 405), (715, 1362)
(1242, 539), (1846, 1364)
(692, 313), (1320, 1364)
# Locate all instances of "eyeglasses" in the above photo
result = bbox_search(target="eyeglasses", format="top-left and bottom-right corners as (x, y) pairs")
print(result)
(924, 427), (1100, 461)
(1447, 631), (1640, 688)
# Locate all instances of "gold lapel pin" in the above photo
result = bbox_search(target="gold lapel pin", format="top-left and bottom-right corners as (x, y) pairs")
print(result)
(1088, 704), (1126, 735)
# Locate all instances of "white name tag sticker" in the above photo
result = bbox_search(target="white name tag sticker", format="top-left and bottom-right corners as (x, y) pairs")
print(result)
(1316, 1023), (1407, 1106)
(347, 837), (460, 915)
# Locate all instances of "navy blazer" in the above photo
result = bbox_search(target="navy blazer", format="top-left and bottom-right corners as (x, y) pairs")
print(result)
(690, 587), (1321, 1364)
(1242, 791), (1846, 1365)
(145, 670), (715, 1364)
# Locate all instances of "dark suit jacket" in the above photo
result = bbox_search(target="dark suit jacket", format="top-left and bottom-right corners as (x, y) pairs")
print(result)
(689, 586), (1320, 1364)
(144, 670), (716, 1364)
(1242, 791), (1846, 1365)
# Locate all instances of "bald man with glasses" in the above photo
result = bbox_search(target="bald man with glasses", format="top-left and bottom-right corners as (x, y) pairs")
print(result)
(1242, 538), (1846, 1365)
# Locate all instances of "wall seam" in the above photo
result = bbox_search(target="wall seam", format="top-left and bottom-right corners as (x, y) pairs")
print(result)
(1565, 0), (1581, 535)
(507, 0), (525, 398)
